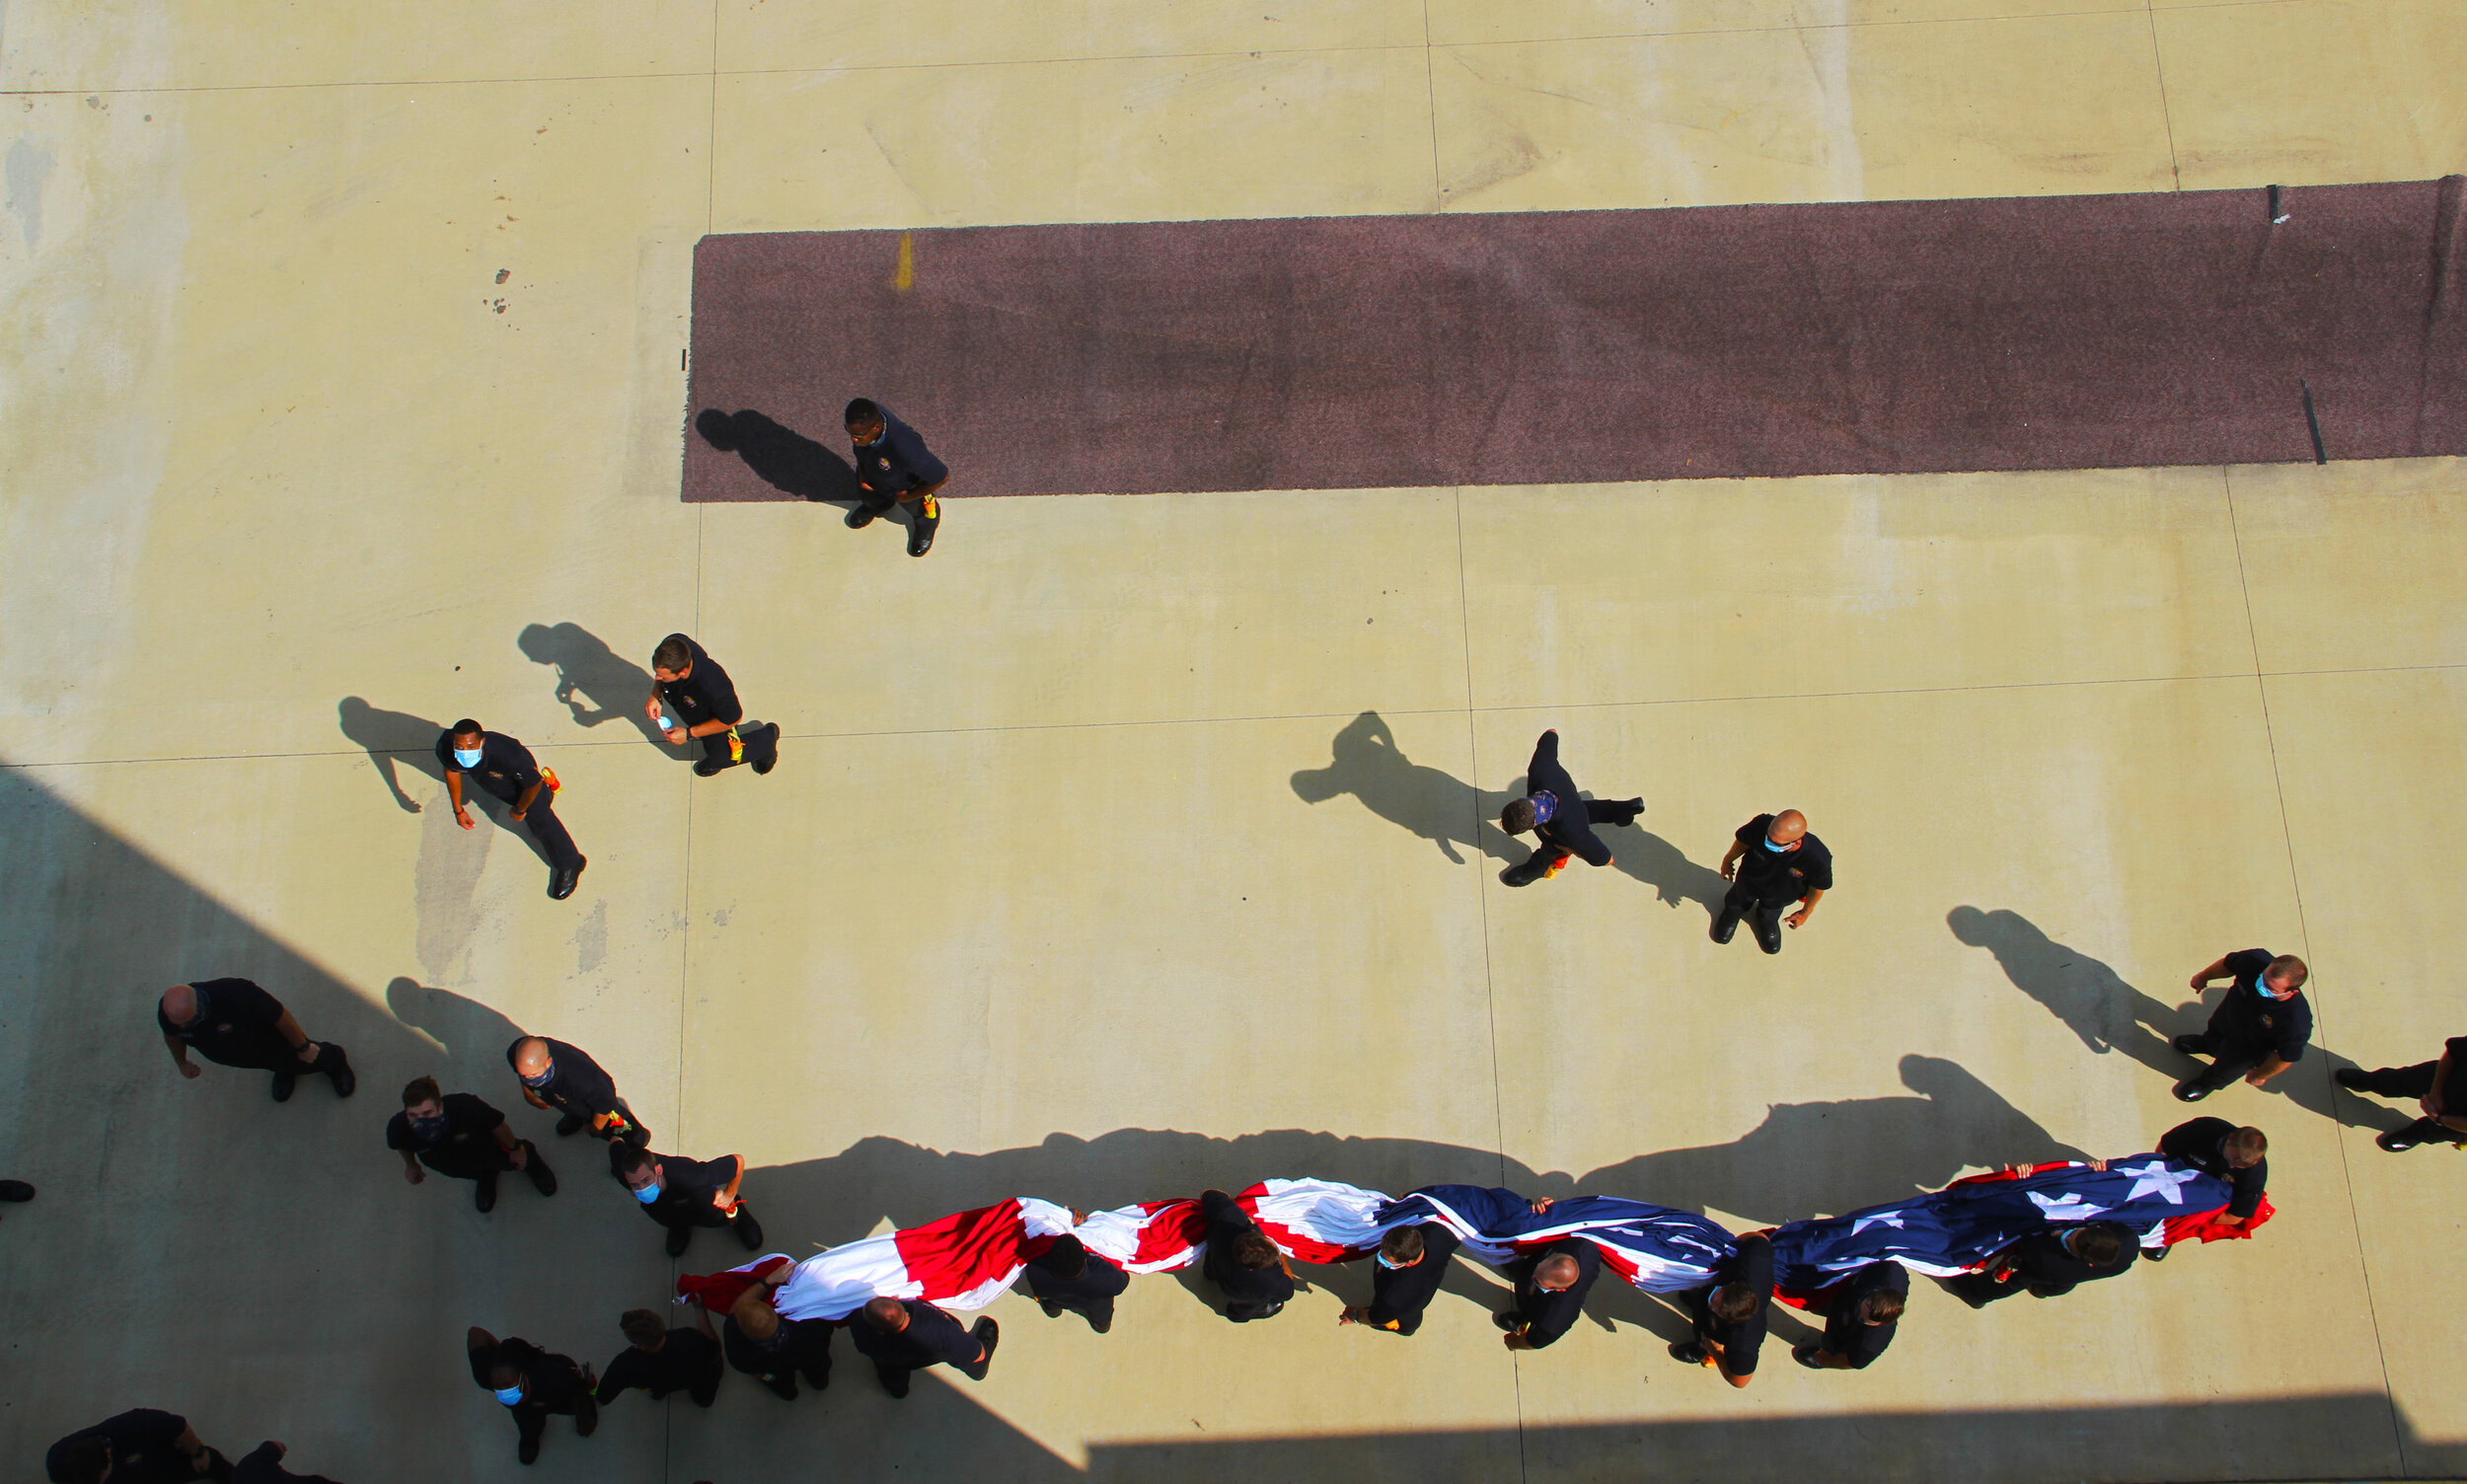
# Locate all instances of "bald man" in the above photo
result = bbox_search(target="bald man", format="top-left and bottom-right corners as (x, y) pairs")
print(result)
(1714, 811), (1832, 955)
(720, 1283), (837, 1402)
(507, 1035), (647, 1147)
(159, 980), (354, 1102)
(849, 1297), (998, 1398)
(1497, 1240), (1602, 1351)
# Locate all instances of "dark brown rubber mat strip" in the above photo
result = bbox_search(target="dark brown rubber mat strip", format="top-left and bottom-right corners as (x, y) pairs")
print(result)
(682, 178), (2467, 500)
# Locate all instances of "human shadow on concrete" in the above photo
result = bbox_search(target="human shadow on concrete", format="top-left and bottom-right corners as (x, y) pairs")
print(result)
(738, 1055), (2090, 1342)
(384, 977), (529, 1101)
(1580, 1054), (2088, 1226)
(515, 622), (668, 744)
(694, 408), (864, 507)
(1949, 905), (2396, 1134)
(1609, 825), (1731, 917)
(1291, 711), (1518, 865)
(334, 697), (561, 870)
(0, 765), (667, 1478)
(336, 696), (443, 813)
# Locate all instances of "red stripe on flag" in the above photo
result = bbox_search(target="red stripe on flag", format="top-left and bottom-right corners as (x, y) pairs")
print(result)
(1129, 1198), (1208, 1266)
(892, 1198), (1030, 1298)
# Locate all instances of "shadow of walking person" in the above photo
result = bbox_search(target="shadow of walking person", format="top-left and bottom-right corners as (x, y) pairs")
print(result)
(1579, 1054), (2090, 1226)
(1610, 830), (1730, 917)
(1291, 711), (1517, 864)
(516, 623), (667, 743)
(1947, 906), (2191, 1079)
(384, 976), (530, 1099)
(336, 697), (445, 813)
(1947, 905), (2382, 1130)
(695, 408), (863, 506)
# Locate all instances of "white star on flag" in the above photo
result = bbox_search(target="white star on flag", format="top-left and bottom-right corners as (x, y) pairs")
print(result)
(1850, 1212), (1907, 1235)
(2027, 1190), (2109, 1221)
(2114, 1159), (2200, 1205)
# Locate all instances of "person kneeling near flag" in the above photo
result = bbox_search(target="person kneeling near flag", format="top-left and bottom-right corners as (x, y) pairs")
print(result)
(1947, 1222), (2136, 1308)
(851, 1297), (998, 1399)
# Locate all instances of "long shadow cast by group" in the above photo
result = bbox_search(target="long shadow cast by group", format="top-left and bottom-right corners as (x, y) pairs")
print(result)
(1292, 712), (1718, 910)
(0, 765), (672, 1484)
(1950, 905), (2401, 1135)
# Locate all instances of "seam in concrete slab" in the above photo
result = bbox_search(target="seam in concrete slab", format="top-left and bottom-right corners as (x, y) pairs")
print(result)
(23, 663), (2467, 773)
(1421, 0), (1444, 214)
(2143, 0), (2185, 191)
(2222, 466), (2409, 1475)
(0, 1), (2317, 102)
(1453, 483), (1529, 1484)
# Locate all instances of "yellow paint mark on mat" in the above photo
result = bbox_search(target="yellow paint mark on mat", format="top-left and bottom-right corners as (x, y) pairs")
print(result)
(892, 232), (914, 293)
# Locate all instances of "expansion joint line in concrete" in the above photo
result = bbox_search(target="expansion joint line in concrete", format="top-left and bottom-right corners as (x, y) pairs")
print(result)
(1452, 485), (1529, 1484)
(2142, 0), (2184, 191)
(2220, 466), (2407, 1472)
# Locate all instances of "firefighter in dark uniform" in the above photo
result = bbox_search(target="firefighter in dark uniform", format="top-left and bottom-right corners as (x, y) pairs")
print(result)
(437, 719), (585, 899)
(1714, 810), (1832, 954)
(1498, 729), (1643, 886)
(843, 398), (950, 557)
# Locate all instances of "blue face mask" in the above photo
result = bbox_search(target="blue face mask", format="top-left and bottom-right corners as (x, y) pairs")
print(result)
(633, 1182), (661, 1205)
(1529, 791), (1558, 826)
(452, 747), (484, 769)
(1762, 835), (1789, 853)
(492, 1384), (525, 1405)
(1375, 1251), (1410, 1270)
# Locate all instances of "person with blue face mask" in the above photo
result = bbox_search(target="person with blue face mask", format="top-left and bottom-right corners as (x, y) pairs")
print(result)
(2173, 949), (2313, 1102)
(1714, 810), (1833, 955)
(466, 1326), (597, 1467)
(1338, 1220), (1463, 1337)
(386, 1075), (557, 1214)
(1497, 729), (1644, 887)
(613, 1143), (763, 1258)
(436, 719), (587, 900)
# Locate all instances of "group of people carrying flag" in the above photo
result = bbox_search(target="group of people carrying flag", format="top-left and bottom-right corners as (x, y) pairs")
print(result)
(671, 1147), (2270, 1399)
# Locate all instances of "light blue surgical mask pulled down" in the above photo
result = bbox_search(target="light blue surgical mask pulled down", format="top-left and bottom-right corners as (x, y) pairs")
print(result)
(1375, 1251), (1409, 1270)
(633, 1183), (662, 1205)
(492, 1384), (525, 1406)
(453, 747), (484, 769)
(1762, 835), (1790, 853)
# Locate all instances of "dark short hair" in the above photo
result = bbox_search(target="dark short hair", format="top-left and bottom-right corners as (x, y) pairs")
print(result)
(1501, 798), (1538, 834)
(620, 1308), (667, 1348)
(2226, 1126), (2268, 1165)
(1380, 1226), (1425, 1265)
(1857, 1288), (1906, 1325)
(861, 1297), (907, 1330)
(652, 634), (693, 673)
(488, 1360), (521, 1388)
(844, 398), (881, 425)
(1709, 1281), (1761, 1323)
(1232, 1231), (1280, 1270)
(449, 718), (484, 740)
(1043, 1234), (1088, 1280)
(52, 1437), (110, 1484)
(2266, 955), (2309, 990)
(611, 1145), (655, 1179)
(2071, 1224), (2126, 1265)
(401, 1075), (442, 1108)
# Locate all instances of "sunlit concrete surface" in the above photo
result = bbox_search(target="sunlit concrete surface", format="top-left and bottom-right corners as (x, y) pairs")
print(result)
(3, 2), (2465, 1481)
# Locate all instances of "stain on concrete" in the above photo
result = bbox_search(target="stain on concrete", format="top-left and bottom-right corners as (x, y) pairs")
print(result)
(413, 788), (490, 978)
(569, 898), (607, 974)
(4, 135), (51, 252)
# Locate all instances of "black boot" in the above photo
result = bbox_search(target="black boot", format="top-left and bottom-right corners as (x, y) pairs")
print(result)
(524, 1144), (558, 1196)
